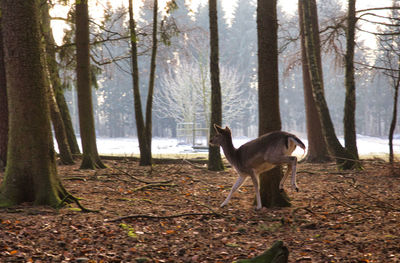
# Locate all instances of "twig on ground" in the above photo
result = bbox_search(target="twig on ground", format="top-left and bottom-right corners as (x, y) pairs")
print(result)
(105, 211), (221, 222)
(112, 165), (172, 184)
(327, 190), (370, 213)
(131, 183), (177, 192)
(182, 159), (207, 170)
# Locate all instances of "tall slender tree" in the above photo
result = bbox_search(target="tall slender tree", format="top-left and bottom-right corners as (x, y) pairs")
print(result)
(301, 0), (356, 169)
(42, 1), (80, 155)
(0, 16), (8, 169)
(0, 0), (71, 207)
(343, 0), (359, 159)
(76, 0), (106, 169)
(257, 0), (290, 207)
(40, 1), (74, 165)
(298, 0), (330, 162)
(128, 0), (159, 166)
(208, 0), (224, 171)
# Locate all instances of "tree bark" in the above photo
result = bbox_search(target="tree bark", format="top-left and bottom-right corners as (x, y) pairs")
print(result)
(298, 0), (330, 163)
(75, 0), (106, 169)
(55, 84), (81, 155)
(389, 60), (400, 164)
(40, 1), (74, 165)
(0, 0), (69, 207)
(301, 0), (356, 169)
(41, 1), (80, 155)
(257, 0), (290, 207)
(128, 0), (159, 166)
(0, 17), (8, 169)
(143, 0), (159, 165)
(208, 0), (224, 171)
(344, 0), (359, 159)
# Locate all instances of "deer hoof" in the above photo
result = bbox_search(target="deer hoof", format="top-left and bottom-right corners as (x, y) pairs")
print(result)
(295, 187), (299, 192)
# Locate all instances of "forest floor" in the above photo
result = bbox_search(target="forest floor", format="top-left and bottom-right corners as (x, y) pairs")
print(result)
(0, 157), (400, 262)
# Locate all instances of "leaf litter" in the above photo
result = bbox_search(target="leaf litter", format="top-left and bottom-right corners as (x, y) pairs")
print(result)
(0, 158), (399, 262)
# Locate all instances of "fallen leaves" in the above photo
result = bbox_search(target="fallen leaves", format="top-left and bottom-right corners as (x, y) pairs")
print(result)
(0, 159), (399, 262)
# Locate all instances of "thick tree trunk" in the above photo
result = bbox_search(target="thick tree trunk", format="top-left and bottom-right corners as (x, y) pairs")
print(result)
(208, 0), (224, 171)
(344, 0), (359, 159)
(76, 0), (106, 169)
(301, 0), (356, 170)
(257, 0), (290, 208)
(0, 0), (69, 207)
(298, 0), (330, 163)
(0, 18), (8, 169)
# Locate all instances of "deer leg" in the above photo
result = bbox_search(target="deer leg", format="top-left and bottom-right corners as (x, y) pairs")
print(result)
(279, 163), (292, 191)
(290, 156), (299, 191)
(269, 156), (299, 192)
(249, 172), (262, 210)
(220, 175), (247, 208)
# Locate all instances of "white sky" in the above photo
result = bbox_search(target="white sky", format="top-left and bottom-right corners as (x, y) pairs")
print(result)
(51, 0), (393, 46)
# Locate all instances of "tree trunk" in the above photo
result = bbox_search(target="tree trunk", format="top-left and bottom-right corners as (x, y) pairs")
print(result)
(301, 0), (356, 170)
(257, 0), (290, 208)
(143, 0), (159, 165)
(128, 0), (149, 166)
(40, 1), (74, 165)
(0, 17), (8, 169)
(208, 0), (224, 171)
(389, 60), (400, 164)
(298, 0), (330, 163)
(56, 85), (81, 155)
(76, 0), (106, 169)
(344, 0), (359, 159)
(0, 0), (69, 207)
(128, 0), (159, 166)
(41, 1), (80, 155)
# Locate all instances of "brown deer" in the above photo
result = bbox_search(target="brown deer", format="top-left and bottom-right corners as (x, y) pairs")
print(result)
(209, 124), (306, 210)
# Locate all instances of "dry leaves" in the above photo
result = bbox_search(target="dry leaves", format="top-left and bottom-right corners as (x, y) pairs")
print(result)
(0, 158), (399, 262)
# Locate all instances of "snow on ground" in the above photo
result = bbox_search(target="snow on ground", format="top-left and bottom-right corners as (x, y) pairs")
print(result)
(61, 135), (400, 157)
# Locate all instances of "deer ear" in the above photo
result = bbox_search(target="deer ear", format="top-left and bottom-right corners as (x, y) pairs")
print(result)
(214, 124), (222, 133)
(225, 126), (231, 133)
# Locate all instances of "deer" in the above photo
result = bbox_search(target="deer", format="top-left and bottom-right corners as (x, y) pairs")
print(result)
(209, 124), (306, 210)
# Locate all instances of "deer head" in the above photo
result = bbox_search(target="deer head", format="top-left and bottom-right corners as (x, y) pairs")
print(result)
(209, 124), (232, 147)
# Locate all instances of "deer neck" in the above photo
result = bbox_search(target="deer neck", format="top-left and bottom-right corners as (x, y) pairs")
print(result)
(220, 137), (238, 166)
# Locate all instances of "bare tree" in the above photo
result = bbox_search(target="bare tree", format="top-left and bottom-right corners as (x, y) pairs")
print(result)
(257, 0), (290, 207)
(298, 0), (330, 163)
(155, 57), (246, 127)
(128, 0), (159, 166)
(208, 0), (224, 171)
(343, 0), (359, 159)
(376, 1), (400, 164)
(76, 0), (106, 169)
(301, 0), (356, 169)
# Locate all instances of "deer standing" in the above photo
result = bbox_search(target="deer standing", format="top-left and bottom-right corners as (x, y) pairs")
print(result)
(209, 124), (306, 210)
